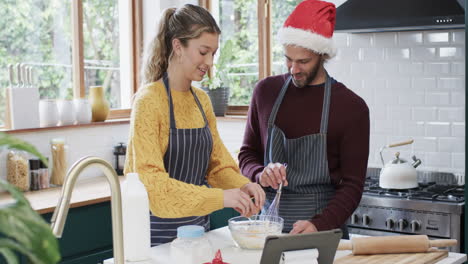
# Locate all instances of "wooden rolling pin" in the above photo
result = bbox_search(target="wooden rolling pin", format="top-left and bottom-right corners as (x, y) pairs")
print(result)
(337, 235), (457, 255)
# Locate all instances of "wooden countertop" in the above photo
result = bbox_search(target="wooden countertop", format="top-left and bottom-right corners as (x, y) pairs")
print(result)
(0, 176), (123, 214)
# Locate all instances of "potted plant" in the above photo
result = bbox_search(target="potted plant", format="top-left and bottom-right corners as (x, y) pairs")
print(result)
(0, 132), (60, 264)
(202, 39), (234, 117)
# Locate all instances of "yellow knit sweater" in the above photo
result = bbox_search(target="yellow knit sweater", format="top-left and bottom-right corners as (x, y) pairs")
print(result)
(124, 80), (250, 218)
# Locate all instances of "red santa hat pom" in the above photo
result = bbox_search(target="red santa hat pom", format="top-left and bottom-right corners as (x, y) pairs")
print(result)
(277, 0), (337, 58)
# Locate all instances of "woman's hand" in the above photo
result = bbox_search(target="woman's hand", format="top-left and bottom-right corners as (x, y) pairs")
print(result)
(223, 188), (256, 217)
(240, 182), (266, 212)
(258, 162), (288, 189)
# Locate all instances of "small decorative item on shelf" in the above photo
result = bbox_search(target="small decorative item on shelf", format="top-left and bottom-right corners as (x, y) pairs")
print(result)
(39, 158), (50, 189)
(113, 142), (127, 176)
(57, 99), (76, 126)
(29, 159), (41, 191)
(39, 99), (59, 127)
(50, 138), (68, 186)
(74, 98), (92, 124)
(89, 85), (110, 122)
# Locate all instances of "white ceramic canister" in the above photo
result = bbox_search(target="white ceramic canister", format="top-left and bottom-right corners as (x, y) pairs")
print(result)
(39, 99), (59, 127)
(57, 100), (76, 126)
(74, 98), (92, 124)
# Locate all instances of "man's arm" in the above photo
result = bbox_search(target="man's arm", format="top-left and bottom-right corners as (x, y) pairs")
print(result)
(238, 83), (266, 183)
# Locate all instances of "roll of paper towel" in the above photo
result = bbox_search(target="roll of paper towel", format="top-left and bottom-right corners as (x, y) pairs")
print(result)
(280, 248), (319, 264)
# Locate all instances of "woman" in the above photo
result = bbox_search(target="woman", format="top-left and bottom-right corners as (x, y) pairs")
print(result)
(124, 4), (265, 246)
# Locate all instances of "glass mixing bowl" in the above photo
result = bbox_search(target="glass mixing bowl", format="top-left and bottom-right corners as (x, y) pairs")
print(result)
(228, 215), (284, 249)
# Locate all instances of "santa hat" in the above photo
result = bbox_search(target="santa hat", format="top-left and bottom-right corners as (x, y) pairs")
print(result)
(277, 0), (337, 58)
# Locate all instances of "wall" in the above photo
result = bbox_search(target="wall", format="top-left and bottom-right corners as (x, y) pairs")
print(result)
(326, 29), (465, 174)
(0, 124), (130, 183)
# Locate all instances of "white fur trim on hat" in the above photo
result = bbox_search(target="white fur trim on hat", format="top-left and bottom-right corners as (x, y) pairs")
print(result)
(277, 27), (336, 58)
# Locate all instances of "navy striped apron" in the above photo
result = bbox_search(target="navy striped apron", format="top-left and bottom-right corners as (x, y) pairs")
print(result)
(149, 74), (212, 246)
(264, 74), (336, 233)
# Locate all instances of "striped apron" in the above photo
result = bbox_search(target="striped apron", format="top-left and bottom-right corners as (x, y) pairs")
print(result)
(149, 73), (212, 246)
(264, 74), (336, 233)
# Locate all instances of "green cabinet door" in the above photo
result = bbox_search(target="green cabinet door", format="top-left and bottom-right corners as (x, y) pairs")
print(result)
(210, 208), (240, 230)
(0, 201), (113, 264)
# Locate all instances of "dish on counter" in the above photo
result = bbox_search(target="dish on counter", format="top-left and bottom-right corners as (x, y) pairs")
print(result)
(228, 215), (283, 249)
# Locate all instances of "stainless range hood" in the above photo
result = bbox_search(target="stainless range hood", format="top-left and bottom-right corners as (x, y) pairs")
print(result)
(335, 0), (465, 33)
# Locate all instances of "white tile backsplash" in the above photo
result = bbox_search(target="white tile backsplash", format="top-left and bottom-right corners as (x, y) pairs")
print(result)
(425, 122), (451, 137)
(437, 77), (465, 91)
(387, 48), (410, 60)
(411, 47), (437, 60)
(438, 107), (465, 122)
(438, 137), (465, 153)
(398, 62), (424, 75)
(452, 31), (465, 44)
(412, 107), (437, 121)
(425, 92), (450, 106)
(399, 32), (423, 45)
(439, 47), (464, 59)
(349, 34), (373, 47)
(424, 62), (451, 75)
(374, 33), (397, 47)
(451, 62), (465, 75)
(328, 29), (465, 172)
(424, 32), (450, 44)
(412, 77), (437, 91)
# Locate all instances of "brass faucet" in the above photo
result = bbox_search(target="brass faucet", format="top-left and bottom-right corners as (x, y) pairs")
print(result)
(50, 156), (124, 264)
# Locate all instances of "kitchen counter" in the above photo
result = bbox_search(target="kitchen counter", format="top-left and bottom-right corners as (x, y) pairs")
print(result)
(104, 226), (467, 264)
(0, 176), (120, 213)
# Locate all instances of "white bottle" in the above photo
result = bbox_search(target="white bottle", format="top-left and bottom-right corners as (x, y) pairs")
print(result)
(122, 173), (151, 262)
(170, 225), (213, 264)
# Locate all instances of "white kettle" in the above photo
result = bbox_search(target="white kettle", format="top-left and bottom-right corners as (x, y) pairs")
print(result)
(379, 140), (422, 189)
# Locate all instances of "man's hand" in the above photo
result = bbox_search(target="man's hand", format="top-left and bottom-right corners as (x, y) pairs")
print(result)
(289, 220), (318, 234)
(258, 162), (288, 189)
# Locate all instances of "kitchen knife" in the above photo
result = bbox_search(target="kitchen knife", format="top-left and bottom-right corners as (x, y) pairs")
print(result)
(16, 63), (22, 88)
(7, 64), (14, 88)
(21, 64), (28, 88)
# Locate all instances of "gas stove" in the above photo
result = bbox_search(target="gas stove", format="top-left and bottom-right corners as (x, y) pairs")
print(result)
(347, 169), (465, 252)
(363, 178), (465, 203)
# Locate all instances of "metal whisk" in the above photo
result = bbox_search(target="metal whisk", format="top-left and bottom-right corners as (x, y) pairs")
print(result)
(263, 182), (283, 219)
(262, 163), (287, 220)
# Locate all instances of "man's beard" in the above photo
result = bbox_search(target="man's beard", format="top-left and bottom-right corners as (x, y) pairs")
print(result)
(291, 59), (322, 88)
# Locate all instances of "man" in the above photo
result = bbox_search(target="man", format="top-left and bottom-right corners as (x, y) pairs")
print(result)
(238, 0), (369, 238)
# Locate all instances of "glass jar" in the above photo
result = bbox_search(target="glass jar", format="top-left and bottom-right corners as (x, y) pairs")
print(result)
(50, 138), (68, 186)
(170, 225), (213, 264)
(39, 158), (50, 189)
(29, 159), (41, 191)
(6, 150), (30, 191)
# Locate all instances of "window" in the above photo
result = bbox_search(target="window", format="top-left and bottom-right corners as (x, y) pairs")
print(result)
(212, 0), (259, 105)
(271, 0), (302, 75)
(0, 0), (141, 128)
(0, 0), (73, 126)
(204, 0), (296, 110)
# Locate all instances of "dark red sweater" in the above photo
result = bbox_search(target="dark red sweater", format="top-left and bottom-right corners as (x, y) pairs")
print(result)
(238, 73), (370, 231)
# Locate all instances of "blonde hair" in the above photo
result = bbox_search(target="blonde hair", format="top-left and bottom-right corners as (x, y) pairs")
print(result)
(142, 4), (221, 85)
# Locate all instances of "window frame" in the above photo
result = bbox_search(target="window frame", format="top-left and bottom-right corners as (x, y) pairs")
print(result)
(2, 0), (142, 130)
(73, 0), (142, 120)
(200, 0), (272, 115)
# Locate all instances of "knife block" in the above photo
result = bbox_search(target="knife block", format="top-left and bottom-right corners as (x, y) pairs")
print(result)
(7, 87), (40, 129)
